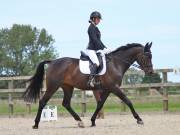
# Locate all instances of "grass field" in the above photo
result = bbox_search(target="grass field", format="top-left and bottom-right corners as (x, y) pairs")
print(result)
(0, 95), (180, 116)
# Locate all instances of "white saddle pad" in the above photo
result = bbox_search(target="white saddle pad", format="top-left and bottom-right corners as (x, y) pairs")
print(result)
(79, 55), (107, 75)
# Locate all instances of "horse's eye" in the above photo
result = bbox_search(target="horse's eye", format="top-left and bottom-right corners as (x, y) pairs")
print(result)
(144, 52), (152, 59)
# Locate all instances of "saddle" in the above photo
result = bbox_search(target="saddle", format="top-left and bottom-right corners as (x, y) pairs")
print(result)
(79, 51), (107, 75)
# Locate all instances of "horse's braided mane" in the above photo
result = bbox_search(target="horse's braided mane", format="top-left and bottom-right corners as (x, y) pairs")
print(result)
(111, 43), (143, 54)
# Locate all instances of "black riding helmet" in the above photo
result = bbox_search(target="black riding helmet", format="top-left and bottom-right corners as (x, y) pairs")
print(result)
(90, 11), (102, 20)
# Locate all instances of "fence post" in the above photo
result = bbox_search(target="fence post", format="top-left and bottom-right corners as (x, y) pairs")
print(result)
(26, 103), (31, 114)
(162, 71), (168, 111)
(25, 82), (32, 114)
(8, 80), (14, 117)
(81, 91), (86, 117)
(121, 77), (126, 112)
(121, 89), (126, 112)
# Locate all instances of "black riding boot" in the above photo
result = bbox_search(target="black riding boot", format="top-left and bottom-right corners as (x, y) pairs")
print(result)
(88, 64), (98, 87)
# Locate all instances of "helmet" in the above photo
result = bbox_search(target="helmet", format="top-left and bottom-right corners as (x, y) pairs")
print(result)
(90, 11), (102, 20)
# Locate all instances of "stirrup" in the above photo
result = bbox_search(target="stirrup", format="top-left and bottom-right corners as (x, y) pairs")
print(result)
(90, 78), (95, 87)
(87, 77), (95, 87)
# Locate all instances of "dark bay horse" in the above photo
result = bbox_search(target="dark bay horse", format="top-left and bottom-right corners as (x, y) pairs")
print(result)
(23, 42), (153, 129)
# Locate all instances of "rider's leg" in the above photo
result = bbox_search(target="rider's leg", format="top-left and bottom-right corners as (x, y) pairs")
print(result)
(88, 63), (98, 87)
(86, 50), (99, 87)
(86, 50), (100, 66)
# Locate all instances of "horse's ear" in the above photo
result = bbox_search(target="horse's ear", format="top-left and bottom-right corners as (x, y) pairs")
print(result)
(145, 42), (149, 46)
(144, 42), (152, 52)
(149, 42), (152, 48)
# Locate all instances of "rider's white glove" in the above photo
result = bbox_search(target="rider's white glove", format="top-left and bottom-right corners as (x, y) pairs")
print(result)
(103, 48), (111, 54)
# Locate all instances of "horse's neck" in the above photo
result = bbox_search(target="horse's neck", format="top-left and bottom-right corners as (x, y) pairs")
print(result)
(112, 47), (141, 74)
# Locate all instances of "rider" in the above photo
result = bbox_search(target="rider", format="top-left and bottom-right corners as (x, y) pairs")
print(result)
(86, 11), (110, 87)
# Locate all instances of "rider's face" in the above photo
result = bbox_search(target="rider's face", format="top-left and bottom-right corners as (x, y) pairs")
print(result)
(94, 18), (101, 25)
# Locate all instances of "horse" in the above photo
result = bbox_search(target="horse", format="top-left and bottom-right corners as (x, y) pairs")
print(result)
(23, 42), (153, 129)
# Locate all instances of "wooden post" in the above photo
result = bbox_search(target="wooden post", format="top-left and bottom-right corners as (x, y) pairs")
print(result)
(25, 82), (32, 114)
(162, 72), (168, 111)
(121, 77), (126, 112)
(26, 103), (31, 114)
(136, 89), (141, 97)
(8, 80), (14, 117)
(25, 82), (29, 90)
(81, 91), (86, 117)
(120, 89), (126, 112)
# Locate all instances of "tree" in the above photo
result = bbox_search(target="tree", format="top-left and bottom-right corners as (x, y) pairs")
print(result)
(139, 73), (162, 95)
(123, 68), (144, 84)
(141, 73), (162, 83)
(0, 24), (58, 76)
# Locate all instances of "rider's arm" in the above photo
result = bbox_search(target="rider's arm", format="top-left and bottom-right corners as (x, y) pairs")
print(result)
(103, 48), (111, 54)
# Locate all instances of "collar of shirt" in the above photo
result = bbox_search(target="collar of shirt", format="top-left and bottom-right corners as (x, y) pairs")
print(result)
(89, 20), (97, 27)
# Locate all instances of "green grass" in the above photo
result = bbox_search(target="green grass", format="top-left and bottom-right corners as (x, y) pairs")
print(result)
(0, 99), (180, 116)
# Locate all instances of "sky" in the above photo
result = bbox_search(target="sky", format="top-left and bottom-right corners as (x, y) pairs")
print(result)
(0, 0), (180, 82)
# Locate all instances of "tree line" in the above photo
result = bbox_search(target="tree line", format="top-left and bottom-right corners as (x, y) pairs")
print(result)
(0, 24), (58, 76)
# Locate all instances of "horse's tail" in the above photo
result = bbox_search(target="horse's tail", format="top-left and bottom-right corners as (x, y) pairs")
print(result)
(23, 60), (51, 102)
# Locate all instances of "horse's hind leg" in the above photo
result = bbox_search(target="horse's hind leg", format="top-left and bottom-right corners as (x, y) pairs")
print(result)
(112, 85), (144, 125)
(62, 84), (84, 128)
(33, 84), (59, 129)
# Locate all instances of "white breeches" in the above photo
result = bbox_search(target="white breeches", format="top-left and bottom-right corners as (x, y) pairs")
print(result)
(86, 49), (100, 66)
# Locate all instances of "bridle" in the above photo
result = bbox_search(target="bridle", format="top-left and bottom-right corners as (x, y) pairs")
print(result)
(136, 52), (153, 70)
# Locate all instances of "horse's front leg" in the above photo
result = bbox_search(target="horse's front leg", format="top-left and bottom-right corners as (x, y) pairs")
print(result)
(91, 90), (110, 127)
(112, 85), (144, 125)
(93, 91), (104, 119)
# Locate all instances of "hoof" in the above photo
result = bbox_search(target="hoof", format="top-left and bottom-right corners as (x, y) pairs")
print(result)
(91, 124), (96, 127)
(78, 121), (85, 128)
(137, 120), (144, 125)
(91, 121), (96, 127)
(32, 125), (38, 129)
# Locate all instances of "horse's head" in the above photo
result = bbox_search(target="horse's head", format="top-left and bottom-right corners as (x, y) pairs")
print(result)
(136, 42), (154, 75)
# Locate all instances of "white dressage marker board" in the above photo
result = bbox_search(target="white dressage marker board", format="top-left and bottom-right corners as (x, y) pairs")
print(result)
(41, 105), (57, 121)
